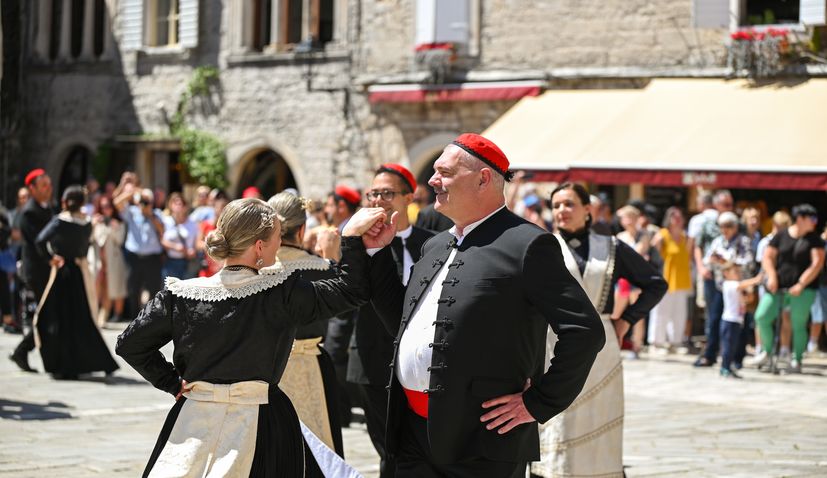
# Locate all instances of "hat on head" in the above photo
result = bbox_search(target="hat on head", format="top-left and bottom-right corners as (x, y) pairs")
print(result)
(451, 133), (513, 181)
(242, 186), (261, 199)
(377, 163), (416, 193)
(25, 168), (46, 187)
(334, 185), (361, 207)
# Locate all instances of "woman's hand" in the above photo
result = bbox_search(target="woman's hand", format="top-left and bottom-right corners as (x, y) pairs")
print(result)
(175, 380), (188, 401)
(766, 276), (778, 294)
(315, 228), (341, 261)
(341, 208), (387, 237)
(50, 255), (65, 269)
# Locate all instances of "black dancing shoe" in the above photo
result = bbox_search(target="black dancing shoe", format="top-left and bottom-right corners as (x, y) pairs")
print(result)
(9, 352), (37, 373)
(693, 357), (715, 367)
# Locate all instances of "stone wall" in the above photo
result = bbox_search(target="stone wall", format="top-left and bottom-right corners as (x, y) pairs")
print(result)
(20, 0), (731, 200)
(356, 0), (727, 74)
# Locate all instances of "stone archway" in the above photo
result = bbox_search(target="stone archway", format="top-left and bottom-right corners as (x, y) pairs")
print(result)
(58, 145), (93, 195)
(408, 132), (458, 201)
(235, 148), (297, 199)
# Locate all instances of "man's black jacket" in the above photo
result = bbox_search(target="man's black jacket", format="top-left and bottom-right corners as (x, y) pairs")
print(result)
(369, 207), (605, 464)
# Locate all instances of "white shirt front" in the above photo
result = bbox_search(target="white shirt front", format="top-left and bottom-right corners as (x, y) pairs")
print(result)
(721, 280), (744, 324)
(397, 226), (414, 286)
(396, 206), (505, 391)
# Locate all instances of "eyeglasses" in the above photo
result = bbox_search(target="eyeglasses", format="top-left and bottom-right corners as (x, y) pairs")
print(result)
(809, 215), (819, 224)
(139, 199), (153, 206)
(365, 190), (401, 201)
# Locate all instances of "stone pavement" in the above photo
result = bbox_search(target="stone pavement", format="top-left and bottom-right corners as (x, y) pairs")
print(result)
(1, 325), (826, 477)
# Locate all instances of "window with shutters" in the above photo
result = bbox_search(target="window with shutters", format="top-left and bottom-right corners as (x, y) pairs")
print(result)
(414, 0), (480, 56)
(120, 0), (198, 52)
(240, 0), (337, 54)
(33, 0), (111, 62)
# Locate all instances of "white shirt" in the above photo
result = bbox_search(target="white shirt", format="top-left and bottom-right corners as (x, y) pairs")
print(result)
(397, 226), (414, 286)
(687, 208), (718, 239)
(721, 280), (744, 324)
(396, 206), (506, 391)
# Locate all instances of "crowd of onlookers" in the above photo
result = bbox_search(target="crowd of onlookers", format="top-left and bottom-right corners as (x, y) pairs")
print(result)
(508, 180), (826, 376)
(1, 168), (824, 378)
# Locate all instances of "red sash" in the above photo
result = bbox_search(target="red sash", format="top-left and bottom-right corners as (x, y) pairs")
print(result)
(402, 387), (429, 418)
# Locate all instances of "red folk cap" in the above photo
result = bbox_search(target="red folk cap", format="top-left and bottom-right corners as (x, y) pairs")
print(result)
(451, 133), (513, 181)
(377, 163), (416, 193)
(241, 186), (261, 199)
(24, 168), (46, 187)
(334, 185), (361, 206)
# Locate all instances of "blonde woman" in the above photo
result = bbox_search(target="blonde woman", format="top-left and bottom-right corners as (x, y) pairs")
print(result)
(116, 198), (383, 477)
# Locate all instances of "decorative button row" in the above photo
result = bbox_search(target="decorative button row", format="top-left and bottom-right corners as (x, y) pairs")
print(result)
(433, 259), (445, 268)
(448, 260), (464, 269)
(446, 238), (457, 249)
(442, 278), (459, 287)
(424, 385), (444, 394)
(432, 318), (454, 329)
(419, 277), (430, 286)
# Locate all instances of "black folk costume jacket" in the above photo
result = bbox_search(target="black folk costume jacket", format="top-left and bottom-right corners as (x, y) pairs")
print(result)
(368, 207), (605, 464)
(348, 226), (434, 386)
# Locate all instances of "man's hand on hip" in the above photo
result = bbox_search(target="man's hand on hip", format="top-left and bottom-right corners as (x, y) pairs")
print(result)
(480, 379), (536, 434)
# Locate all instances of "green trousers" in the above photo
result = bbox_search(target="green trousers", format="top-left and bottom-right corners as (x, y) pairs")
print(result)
(754, 288), (816, 361)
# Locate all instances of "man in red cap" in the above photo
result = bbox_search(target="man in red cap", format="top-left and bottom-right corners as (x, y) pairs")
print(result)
(321, 184), (363, 427)
(347, 164), (435, 477)
(10, 169), (55, 372)
(360, 133), (605, 477)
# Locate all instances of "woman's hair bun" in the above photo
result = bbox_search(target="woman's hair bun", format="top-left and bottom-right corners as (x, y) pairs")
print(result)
(205, 230), (230, 261)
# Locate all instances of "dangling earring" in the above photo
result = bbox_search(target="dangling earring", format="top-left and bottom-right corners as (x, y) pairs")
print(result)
(255, 257), (264, 267)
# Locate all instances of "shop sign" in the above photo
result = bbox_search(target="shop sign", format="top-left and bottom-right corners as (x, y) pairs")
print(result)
(682, 172), (717, 186)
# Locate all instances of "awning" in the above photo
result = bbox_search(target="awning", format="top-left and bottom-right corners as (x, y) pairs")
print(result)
(483, 79), (827, 190)
(368, 80), (542, 104)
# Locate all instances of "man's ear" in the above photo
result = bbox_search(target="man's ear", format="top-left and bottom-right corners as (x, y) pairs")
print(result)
(479, 168), (492, 188)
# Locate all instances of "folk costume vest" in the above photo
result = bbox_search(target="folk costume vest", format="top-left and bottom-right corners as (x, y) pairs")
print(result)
(533, 233), (624, 478)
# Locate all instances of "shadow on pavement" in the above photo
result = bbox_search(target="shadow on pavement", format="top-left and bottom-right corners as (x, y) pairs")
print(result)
(0, 398), (73, 420)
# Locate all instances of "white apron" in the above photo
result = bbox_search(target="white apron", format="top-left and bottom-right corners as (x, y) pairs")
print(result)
(532, 233), (624, 478)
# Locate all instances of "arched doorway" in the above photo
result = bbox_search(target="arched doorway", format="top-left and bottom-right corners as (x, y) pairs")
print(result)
(59, 145), (92, 195)
(236, 149), (297, 199)
(415, 152), (441, 202)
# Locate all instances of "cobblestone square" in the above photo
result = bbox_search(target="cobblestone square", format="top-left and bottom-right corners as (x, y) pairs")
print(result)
(1, 327), (825, 477)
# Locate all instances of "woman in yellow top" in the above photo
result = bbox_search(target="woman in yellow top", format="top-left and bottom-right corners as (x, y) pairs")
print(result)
(649, 207), (694, 350)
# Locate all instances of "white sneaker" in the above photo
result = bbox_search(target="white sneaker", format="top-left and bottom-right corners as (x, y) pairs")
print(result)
(807, 341), (818, 354)
(749, 351), (769, 367)
(787, 359), (802, 374)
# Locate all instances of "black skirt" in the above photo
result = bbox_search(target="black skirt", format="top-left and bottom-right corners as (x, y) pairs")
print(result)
(143, 385), (324, 478)
(36, 262), (118, 377)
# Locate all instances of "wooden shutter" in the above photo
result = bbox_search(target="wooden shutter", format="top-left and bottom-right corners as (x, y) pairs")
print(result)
(121, 0), (144, 50)
(692, 0), (729, 28)
(801, 0), (827, 25)
(179, 0), (199, 48)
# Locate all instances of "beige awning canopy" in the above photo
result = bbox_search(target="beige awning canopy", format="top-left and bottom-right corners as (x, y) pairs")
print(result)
(483, 79), (827, 189)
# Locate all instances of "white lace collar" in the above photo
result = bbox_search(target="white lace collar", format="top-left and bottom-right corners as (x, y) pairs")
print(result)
(166, 263), (294, 302)
(273, 246), (330, 272)
(58, 211), (90, 225)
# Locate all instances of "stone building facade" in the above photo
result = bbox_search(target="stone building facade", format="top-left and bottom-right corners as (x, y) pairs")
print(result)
(7, 0), (784, 201)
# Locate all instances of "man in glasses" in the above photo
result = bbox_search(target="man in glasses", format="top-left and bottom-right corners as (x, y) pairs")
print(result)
(114, 175), (165, 319)
(347, 164), (434, 477)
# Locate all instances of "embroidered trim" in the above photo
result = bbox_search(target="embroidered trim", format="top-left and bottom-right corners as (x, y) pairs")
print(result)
(545, 415), (624, 451)
(276, 258), (330, 272)
(57, 211), (91, 225)
(562, 362), (623, 413)
(166, 262), (294, 301)
(595, 236), (617, 313)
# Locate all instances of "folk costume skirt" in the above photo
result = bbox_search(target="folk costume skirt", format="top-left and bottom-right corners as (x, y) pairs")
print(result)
(279, 337), (344, 456)
(143, 381), (360, 478)
(533, 317), (624, 478)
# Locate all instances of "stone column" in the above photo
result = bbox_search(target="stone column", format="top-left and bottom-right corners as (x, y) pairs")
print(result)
(80, 0), (95, 59)
(301, 0), (310, 43)
(34, 0), (52, 59)
(57, 0), (73, 60)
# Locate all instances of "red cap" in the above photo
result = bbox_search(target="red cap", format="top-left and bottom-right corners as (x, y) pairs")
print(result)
(241, 186), (261, 199)
(451, 133), (513, 180)
(334, 185), (361, 206)
(377, 163), (416, 193)
(25, 168), (46, 187)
